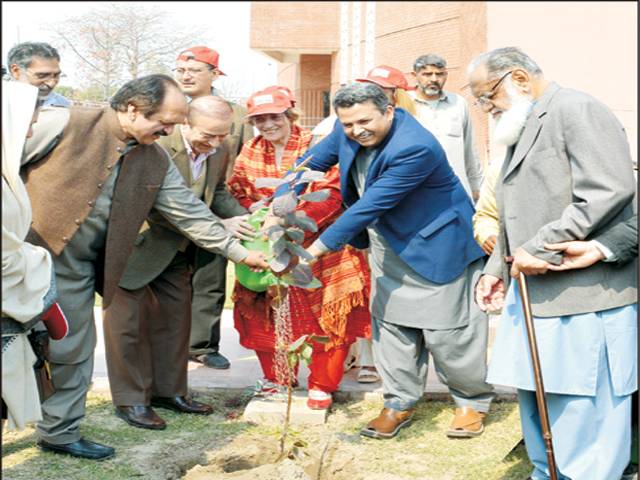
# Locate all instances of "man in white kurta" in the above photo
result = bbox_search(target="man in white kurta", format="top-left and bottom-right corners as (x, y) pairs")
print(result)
(2, 81), (53, 430)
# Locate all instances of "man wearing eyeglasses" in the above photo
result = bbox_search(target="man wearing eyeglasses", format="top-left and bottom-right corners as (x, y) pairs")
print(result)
(103, 96), (254, 430)
(409, 54), (483, 202)
(470, 47), (636, 480)
(8, 42), (72, 107)
(173, 46), (254, 371)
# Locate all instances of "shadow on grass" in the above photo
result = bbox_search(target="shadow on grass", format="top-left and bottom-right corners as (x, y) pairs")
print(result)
(2, 391), (258, 480)
(499, 441), (531, 479)
(2, 431), (37, 457)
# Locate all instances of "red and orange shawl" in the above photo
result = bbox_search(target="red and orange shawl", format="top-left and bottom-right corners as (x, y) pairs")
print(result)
(228, 124), (371, 350)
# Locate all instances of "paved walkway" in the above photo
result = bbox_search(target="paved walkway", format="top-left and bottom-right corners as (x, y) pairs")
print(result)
(91, 308), (515, 398)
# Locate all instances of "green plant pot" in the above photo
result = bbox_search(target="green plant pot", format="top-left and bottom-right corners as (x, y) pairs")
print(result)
(235, 208), (278, 292)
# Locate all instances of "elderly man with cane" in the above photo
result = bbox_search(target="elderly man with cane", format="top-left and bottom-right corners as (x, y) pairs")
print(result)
(471, 47), (636, 480)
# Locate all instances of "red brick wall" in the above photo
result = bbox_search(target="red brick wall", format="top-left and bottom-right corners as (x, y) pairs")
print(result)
(372, 2), (489, 165)
(298, 54), (332, 128)
(250, 2), (339, 51)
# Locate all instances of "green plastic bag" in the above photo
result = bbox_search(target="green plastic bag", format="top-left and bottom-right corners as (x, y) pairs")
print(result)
(235, 208), (278, 292)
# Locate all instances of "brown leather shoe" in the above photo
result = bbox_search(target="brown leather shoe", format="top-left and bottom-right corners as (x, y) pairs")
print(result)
(115, 405), (166, 430)
(446, 406), (486, 438)
(360, 407), (415, 439)
(151, 395), (213, 415)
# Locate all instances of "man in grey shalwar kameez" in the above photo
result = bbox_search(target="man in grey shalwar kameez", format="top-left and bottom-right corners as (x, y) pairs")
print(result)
(300, 82), (495, 439)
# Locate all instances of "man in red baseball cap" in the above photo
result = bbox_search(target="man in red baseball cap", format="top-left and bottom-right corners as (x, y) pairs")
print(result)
(172, 46), (255, 373)
(356, 65), (416, 116)
(175, 46), (226, 98)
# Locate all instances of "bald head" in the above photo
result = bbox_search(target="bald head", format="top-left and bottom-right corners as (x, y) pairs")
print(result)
(183, 95), (234, 154)
(188, 95), (233, 123)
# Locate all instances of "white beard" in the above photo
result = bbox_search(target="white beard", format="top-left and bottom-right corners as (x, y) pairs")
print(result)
(492, 92), (534, 146)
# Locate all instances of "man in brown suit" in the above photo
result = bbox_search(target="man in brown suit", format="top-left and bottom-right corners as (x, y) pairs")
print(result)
(21, 74), (267, 460)
(103, 96), (255, 430)
(174, 45), (254, 369)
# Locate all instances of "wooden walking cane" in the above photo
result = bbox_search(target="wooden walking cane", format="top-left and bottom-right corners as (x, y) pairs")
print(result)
(515, 270), (559, 480)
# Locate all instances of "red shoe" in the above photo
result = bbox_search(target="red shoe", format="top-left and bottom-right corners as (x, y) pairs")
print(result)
(307, 389), (332, 410)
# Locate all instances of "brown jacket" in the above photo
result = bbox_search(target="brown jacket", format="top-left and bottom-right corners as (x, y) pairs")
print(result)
(117, 128), (247, 290)
(22, 107), (170, 308)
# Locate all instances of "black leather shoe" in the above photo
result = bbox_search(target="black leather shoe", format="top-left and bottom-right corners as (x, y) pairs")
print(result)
(37, 437), (115, 460)
(196, 352), (231, 370)
(115, 405), (166, 430)
(151, 395), (213, 415)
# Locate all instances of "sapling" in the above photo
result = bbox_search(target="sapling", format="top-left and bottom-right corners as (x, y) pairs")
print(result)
(248, 156), (332, 457)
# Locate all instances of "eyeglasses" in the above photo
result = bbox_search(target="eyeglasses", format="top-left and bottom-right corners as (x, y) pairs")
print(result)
(172, 67), (214, 77)
(473, 71), (513, 108)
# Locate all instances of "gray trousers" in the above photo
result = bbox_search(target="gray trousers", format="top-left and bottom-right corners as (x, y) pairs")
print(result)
(188, 253), (227, 355)
(371, 307), (495, 412)
(36, 240), (99, 444)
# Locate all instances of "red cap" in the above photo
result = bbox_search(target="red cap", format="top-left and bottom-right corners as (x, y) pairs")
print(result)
(177, 46), (226, 76)
(262, 85), (296, 107)
(356, 65), (410, 90)
(246, 89), (292, 117)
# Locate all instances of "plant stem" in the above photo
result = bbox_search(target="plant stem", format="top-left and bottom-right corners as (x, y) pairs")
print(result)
(275, 280), (294, 459)
(280, 381), (293, 458)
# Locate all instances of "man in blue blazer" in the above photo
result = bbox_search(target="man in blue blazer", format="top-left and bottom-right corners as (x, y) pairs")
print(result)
(300, 82), (494, 439)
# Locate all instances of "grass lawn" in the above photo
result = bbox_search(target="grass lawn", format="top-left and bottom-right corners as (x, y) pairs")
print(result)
(2, 389), (530, 480)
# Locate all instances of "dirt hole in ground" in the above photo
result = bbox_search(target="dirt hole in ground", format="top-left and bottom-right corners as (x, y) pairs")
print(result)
(215, 441), (280, 473)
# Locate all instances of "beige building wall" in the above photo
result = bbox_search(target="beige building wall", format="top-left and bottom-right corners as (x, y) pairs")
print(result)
(487, 1), (637, 162)
(251, 2), (636, 164)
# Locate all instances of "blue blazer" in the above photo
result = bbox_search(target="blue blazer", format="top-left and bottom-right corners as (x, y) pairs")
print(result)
(299, 108), (485, 284)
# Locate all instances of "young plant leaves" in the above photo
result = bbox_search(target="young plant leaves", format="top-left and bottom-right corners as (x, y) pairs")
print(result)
(298, 189), (331, 202)
(269, 250), (292, 273)
(285, 241), (315, 261)
(255, 177), (287, 188)
(272, 191), (298, 216)
(284, 227), (305, 244)
(288, 334), (309, 352)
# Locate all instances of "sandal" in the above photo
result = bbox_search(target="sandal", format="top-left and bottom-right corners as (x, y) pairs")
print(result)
(343, 354), (357, 373)
(446, 406), (486, 438)
(360, 407), (415, 439)
(357, 367), (380, 383)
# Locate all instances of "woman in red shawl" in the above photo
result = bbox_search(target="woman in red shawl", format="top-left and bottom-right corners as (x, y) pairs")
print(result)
(227, 86), (371, 410)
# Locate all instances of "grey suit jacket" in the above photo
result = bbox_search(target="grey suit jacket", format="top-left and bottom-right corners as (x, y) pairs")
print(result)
(596, 215), (638, 266)
(485, 82), (637, 317)
(118, 129), (247, 290)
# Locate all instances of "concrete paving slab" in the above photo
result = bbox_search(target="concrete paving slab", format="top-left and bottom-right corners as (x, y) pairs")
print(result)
(92, 308), (515, 399)
(243, 391), (328, 425)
